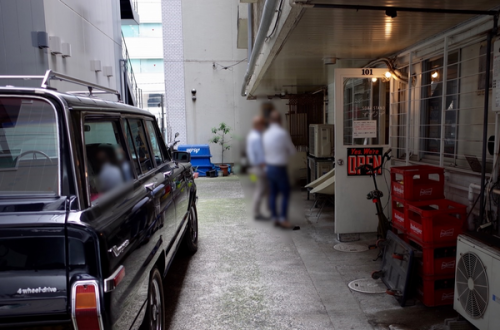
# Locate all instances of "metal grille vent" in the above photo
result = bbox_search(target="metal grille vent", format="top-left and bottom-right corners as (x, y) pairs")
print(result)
(456, 252), (489, 319)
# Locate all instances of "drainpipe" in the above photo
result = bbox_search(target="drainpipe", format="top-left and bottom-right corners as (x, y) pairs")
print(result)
(247, 3), (253, 61)
(240, 0), (279, 97)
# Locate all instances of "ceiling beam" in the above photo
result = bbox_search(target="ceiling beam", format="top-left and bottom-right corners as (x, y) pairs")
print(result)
(300, 3), (499, 16)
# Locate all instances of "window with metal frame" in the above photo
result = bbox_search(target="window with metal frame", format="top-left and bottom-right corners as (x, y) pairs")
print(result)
(0, 97), (59, 196)
(390, 39), (496, 173)
(145, 120), (167, 165)
(127, 119), (154, 173)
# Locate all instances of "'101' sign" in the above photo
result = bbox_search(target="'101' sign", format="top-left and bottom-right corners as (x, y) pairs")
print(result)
(347, 148), (383, 176)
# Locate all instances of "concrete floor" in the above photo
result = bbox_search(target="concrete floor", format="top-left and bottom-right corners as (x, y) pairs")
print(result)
(163, 176), (460, 330)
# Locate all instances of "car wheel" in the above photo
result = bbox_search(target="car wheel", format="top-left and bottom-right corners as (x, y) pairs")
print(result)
(145, 268), (164, 330)
(182, 204), (198, 254)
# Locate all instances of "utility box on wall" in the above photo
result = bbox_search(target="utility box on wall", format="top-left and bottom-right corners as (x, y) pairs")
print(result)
(309, 124), (334, 157)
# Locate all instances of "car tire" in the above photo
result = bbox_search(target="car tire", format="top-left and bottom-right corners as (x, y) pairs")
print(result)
(144, 268), (165, 330)
(182, 204), (198, 254)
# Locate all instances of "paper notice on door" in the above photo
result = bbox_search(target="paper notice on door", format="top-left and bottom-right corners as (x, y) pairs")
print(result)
(493, 39), (500, 111)
(353, 120), (377, 138)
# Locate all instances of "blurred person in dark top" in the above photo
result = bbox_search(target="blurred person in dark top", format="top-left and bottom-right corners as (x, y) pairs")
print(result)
(246, 116), (268, 220)
(263, 108), (296, 228)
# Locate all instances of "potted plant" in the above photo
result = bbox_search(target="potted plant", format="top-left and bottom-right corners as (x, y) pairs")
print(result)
(209, 122), (231, 176)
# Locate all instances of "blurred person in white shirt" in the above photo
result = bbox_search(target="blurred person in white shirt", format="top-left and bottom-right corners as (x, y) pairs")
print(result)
(263, 109), (296, 228)
(246, 116), (268, 220)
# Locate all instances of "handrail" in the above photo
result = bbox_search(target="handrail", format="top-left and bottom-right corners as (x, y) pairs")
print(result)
(0, 70), (121, 101)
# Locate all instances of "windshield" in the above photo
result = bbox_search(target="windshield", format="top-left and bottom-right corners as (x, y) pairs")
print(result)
(0, 97), (59, 196)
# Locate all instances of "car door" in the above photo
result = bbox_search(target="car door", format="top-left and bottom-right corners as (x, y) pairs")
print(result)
(144, 119), (177, 251)
(79, 115), (163, 330)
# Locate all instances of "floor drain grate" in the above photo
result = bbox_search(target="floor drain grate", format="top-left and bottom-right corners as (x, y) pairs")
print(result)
(348, 278), (386, 294)
(333, 243), (369, 252)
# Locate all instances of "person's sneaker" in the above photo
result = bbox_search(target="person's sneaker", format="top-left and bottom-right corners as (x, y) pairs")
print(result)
(254, 214), (270, 221)
(279, 221), (293, 229)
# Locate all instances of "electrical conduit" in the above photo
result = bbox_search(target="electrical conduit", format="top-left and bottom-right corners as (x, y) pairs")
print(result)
(241, 0), (279, 97)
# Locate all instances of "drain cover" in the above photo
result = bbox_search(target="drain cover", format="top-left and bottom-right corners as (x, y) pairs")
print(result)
(348, 278), (386, 294)
(333, 242), (369, 252)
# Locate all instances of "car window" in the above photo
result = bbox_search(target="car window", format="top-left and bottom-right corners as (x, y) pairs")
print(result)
(145, 120), (166, 164)
(127, 119), (154, 173)
(0, 97), (59, 196)
(123, 119), (142, 176)
(83, 119), (133, 202)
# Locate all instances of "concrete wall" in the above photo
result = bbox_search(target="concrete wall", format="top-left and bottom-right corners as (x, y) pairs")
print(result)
(44, 0), (122, 91)
(181, 0), (287, 164)
(0, 0), (48, 86)
(0, 0), (122, 92)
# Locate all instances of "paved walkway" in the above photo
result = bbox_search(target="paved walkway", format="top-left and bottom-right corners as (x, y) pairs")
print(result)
(163, 176), (456, 330)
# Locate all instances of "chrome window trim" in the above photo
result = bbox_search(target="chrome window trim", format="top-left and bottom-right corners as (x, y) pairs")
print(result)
(0, 94), (61, 197)
(71, 279), (104, 330)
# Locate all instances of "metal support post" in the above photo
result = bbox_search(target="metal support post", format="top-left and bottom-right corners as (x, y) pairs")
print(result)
(479, 15), (498, 224)
(406, 52), (412, 165)
(439, 37), (449, 167)
(160, 94), (165, 141)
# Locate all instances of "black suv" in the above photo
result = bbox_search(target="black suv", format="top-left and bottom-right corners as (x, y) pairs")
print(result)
(0, 72), (198, 330)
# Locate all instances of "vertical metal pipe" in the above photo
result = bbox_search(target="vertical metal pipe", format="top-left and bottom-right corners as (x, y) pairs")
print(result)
(479, 26), (495, 224)
(247, 3), (253, 61)
(406, 52), (412, 165)
(440, 37), (449, 167)
(161, 94), (165, 141)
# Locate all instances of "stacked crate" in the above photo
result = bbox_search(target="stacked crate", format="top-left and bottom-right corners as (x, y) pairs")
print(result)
(390, 165), (466, 307)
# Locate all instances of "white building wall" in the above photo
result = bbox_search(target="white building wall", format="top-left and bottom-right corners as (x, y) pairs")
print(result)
(43, 0), (122, 91)
(0, 0), (48, 82)
(179, 0), (287, 164)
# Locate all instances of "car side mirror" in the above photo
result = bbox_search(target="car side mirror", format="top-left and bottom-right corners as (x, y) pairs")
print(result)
(173, 151), (190, 163)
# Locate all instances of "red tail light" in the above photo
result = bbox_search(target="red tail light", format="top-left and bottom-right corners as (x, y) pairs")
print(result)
(72, 281), (103, 330)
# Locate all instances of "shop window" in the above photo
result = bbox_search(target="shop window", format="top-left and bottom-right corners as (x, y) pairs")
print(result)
(343, 77), (389, 146)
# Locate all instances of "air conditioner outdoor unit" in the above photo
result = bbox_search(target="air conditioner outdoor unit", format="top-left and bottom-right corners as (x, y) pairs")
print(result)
(309, 124), (334, 157)
(454, 234), (500, 329)
(315, 161), (334, 180)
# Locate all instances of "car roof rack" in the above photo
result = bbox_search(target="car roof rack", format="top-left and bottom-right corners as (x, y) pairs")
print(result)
(0, 70), (121, 102)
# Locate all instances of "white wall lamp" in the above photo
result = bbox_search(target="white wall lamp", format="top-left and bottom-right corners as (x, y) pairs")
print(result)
(49, 36), (61, 55)
(103, 66), (113, 77)
(61, 43), (72, 58)
(91, 60), (102, 72)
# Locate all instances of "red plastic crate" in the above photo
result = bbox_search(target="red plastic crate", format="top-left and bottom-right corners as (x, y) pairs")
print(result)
(391, 165), (445, 201)
(417, 274), (455, 307)
(409, 240), (457, 276)
(391, 196), (408, 233)
(407, 199), (466, 245)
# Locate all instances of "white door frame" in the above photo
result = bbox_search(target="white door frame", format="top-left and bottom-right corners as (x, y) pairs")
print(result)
(334, 68), (392, 235)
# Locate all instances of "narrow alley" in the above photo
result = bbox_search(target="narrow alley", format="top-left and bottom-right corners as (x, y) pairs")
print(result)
(163, 177), (456, 330)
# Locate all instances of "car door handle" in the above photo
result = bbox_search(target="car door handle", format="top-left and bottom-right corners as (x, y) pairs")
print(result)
(152, 184), (165, 195)
(144, 183), (156, 192)
(132, 196), (150, 213)
(164, 171), (172, 178)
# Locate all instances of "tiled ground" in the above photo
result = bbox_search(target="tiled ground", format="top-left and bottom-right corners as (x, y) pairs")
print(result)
(162, 176), (464, 330)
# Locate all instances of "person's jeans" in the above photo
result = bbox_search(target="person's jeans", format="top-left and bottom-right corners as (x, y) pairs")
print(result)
(266, 165), (290, 221)
(251, 166), (268, 217)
